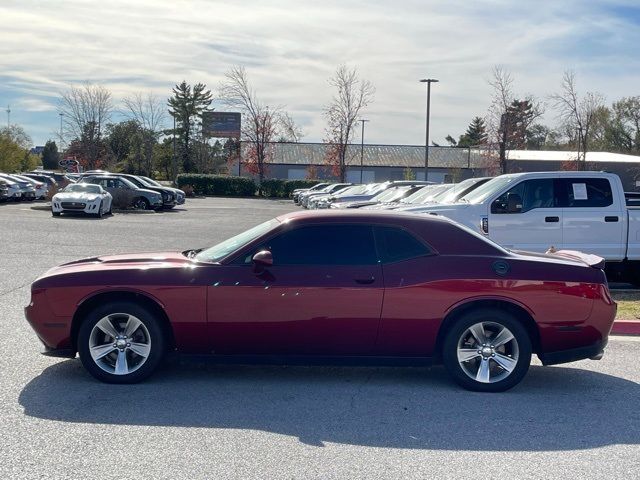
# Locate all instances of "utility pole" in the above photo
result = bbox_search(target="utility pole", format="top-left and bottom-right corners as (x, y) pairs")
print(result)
(359, 119), (369, 184)
(419, 78), (438, 181)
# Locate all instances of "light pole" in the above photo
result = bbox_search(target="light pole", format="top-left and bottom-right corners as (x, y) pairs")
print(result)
(359, 119), (369, 184)
(172, 114), (177, 180)
(58, 112), (64, 149)
(419, 78), (438, 181)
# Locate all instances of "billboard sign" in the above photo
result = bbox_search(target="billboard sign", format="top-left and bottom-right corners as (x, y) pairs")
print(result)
(202, 111), (241, 138)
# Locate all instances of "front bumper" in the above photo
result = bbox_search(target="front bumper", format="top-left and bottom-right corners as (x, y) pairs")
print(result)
(52, 200), (102, 215)
(538, 339), (607, 366)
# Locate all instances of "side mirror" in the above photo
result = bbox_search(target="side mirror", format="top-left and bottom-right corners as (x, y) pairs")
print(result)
(252, 250), (273, 272)
(507, 192), (523, 213)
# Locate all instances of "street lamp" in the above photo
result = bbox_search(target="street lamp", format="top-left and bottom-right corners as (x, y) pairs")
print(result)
(419, 78), (438, 181)
(58, 112), (64, 149)
(359, 119), (369, 184)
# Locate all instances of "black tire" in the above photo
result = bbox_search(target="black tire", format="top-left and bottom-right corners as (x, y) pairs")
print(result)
(77, 301), (166, 384)
(442, 308), (532, 392)
(107, 202), (113, 215)
(133, 197), (150, 210)
(52, 211), (61, 217)
(96, 201), (103, 218)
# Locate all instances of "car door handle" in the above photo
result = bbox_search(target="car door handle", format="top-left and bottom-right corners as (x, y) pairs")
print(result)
(545, 216), (560, 223)
(354, 277), (375, 285)
(605, 216), (619, 222)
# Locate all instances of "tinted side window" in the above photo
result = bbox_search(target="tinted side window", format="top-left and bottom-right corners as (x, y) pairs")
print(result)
(259, 225), (377, 265)
(561, 178), (613, 207)
(374, 226), (431, 263)
(491, 179), (557, 213)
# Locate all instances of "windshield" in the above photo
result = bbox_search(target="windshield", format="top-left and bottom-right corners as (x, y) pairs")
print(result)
(336, 184), (369, 196)
(459, 176), (515, 204)
(432, 179), (479, 204)
(375, 186), (408, 202)
(64, 183), (101, 194)
(402, 184), (451, 204)
(140, 176), (162, 187)
(195, 218), (279, 263)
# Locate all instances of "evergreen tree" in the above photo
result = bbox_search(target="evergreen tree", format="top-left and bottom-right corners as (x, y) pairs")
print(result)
(41, 140), (60, 169)
(458, 117), (488, 147)
(167, 81), (213, 174)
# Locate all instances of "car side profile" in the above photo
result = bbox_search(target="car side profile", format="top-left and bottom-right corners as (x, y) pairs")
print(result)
(25, 211), (616, 392)
(80, 175), (163, 210)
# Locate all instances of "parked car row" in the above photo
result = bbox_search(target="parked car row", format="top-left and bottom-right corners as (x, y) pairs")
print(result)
(0, 172), (42, 201)
(50, 171), (186, 217)
(293, 178), (493, 213)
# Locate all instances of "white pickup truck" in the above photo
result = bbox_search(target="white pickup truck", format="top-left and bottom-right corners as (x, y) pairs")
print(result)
(412, 171), (640, 284)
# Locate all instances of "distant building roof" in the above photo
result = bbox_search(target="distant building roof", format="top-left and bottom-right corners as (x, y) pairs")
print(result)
(241, 142), (640, 169)
(506, 150), (640, 164)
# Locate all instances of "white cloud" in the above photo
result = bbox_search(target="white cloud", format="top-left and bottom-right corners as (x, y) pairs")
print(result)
(0, 0), (639, 145)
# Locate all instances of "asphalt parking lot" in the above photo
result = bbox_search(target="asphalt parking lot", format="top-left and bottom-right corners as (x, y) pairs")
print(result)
(1, 197), (639, 479)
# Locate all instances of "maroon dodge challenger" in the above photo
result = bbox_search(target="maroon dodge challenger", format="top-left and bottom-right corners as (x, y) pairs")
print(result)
(25, 210), (616, 392)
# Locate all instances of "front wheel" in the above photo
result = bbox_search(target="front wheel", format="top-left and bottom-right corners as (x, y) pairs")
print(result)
(96, 201), (103, 218)
(133, 197), (150, 210)
(77, 301), (166, 383)
(442, 308), (532, 392)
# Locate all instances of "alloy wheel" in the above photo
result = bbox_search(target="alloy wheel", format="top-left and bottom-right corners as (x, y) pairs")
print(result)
(456, 321), (519, 384)
(88, 313), (151, 375)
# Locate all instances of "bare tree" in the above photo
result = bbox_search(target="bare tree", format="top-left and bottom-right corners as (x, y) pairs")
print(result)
(123, 92), (167, 174)
(323, 65), (375, 181)
(551, 71), (605, 170)
(59, 83), (113, 169)
(277, 112), (304, 142)
(487, 66), (543, 174)
(219, 66), (284, 184)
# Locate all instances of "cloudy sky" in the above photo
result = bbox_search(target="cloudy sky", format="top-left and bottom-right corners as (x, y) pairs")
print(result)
(1, 0), (639, 147)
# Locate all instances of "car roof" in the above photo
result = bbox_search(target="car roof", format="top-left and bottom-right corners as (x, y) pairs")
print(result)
(274, 209), (504, 256)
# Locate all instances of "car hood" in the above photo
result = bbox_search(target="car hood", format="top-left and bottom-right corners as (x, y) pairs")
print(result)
(53, 192), (103, 202)
(35, 251), (195, 282)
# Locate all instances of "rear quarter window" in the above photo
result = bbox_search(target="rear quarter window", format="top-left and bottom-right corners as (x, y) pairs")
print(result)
(374, 226), (432, 263)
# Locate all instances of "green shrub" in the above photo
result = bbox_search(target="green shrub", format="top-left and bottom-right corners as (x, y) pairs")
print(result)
(176, 174), (256, 197)
(260, 179), (286, 198)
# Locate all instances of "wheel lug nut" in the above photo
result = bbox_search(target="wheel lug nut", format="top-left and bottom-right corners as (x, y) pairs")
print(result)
(126, 343), (131, 347)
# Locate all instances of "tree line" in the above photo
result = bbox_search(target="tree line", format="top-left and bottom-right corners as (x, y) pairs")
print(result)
(4, 65), (639, 180)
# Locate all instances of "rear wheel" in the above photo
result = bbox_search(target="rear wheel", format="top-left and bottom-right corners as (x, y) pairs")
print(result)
(77, 301), (166, 383)
(442, 308), (532, 392)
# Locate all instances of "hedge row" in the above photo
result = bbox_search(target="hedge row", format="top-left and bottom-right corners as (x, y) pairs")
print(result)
(176, 174), (321, 198)
(176, 174), (256, 197)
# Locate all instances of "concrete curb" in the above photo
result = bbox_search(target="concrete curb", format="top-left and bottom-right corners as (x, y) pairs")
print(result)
(612, 320), (640, 336)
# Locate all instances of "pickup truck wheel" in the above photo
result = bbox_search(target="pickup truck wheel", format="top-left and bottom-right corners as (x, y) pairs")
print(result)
(133, 197), (150, 210)
(442, 308), (532, 392)
(77, 301), (165, 384)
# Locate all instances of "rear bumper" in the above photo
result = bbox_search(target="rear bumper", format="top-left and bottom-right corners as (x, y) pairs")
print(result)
(538, 339), (607, 366)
